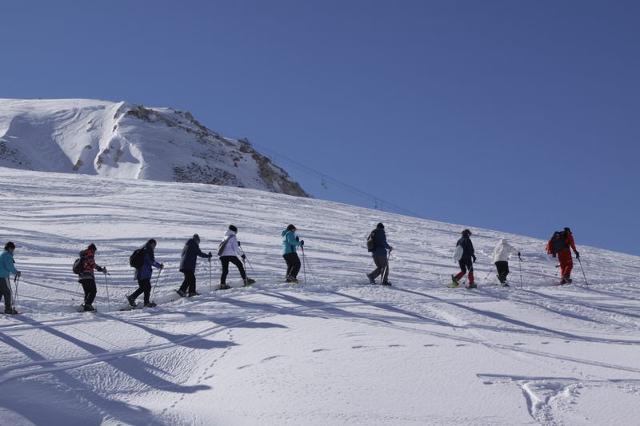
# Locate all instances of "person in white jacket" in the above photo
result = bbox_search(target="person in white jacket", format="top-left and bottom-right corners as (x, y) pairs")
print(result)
(218, 225), (255, 290)
(492, 239), (521, 286)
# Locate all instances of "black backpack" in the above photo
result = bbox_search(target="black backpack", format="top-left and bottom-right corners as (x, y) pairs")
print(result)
(129, 248), (145, 269)
(72, 257), (84, 275)
(550, 231), (568, 254)
(367, 230), (377, 252)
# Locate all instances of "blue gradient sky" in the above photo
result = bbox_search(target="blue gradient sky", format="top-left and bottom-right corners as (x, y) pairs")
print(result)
(1, 1), (639, 255)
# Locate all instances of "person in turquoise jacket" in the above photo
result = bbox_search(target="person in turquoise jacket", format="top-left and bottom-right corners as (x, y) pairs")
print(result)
(281, 224), (304, 283)
(0, 242), (20, 314)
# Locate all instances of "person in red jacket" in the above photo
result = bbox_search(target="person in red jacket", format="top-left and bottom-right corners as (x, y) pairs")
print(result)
(546, 227), (580, 284)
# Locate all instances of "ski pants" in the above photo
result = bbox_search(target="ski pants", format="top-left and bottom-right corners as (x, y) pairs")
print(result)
(179, 271), (197, 293)
(0, 278), (13, 311)
(369, 255), (390, 283)
(455, 258), (474, 284)
(495, 261), (509, 283)
(220, 256), (246, 284)
(558, 250), (573, 279)
(79, 279), (97, 306)
(283, 253), (301, 279)
(130, 278), (152, 304)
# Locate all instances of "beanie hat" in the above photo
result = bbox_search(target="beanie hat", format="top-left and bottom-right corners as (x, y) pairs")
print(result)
(286, 224), (296, 231)
(376, 223), (384, 230)
(461, 229), (472, 236)
(4, 242), (15, 251)
(88, 243), (97, 251)
(229, 225), (238, 233)
(193, 234), (200, 242)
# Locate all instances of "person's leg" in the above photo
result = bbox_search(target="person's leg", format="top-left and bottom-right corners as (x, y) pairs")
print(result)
(220, 257), (231, 284)
(140, 279), (152, 304)
(291, 253), (301, 278)
(558, 251), (572, 280)
(0, 278), (12, 311)
(283, 254), (293, 278)
(179, 272), (189, 293)
(466, 259), (475, 285)
(130, 280), (144, 301)
(495, 261), (507, 283)
(188, 271), (197, 293)
(85, 280), (97, 305)
(455, 260), (467, 281)
(381, 256), (390, 283)
(229, 257), (247, 279)
(369, 256), (383, 280)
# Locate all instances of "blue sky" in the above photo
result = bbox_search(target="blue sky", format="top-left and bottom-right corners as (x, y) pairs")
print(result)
(1, 0), (639, 255)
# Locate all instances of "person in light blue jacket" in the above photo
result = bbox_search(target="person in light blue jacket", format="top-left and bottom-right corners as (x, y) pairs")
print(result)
(282, 224), (304, 283)
(0, 242), (20, 314)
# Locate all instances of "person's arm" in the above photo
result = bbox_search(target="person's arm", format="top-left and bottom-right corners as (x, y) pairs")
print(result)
(5, 256), (18, 275)
(568, 235), (579, 257)
(470, 241), (476, 262)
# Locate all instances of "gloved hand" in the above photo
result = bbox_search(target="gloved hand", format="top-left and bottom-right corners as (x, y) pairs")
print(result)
(15, 271), (21, 278)
(472, 255), (477, 263)
(159, 263), (164, 269)
(208, 252), (213, 259)
(575, 251), (580, 259)
(517, 252), (521, 258)
(388, 246), (393, 252)
(241, 254), (246, 261)
(300, 240), (304, 247)
(296, 236), (300, 241)
(102, 267), (108, 275)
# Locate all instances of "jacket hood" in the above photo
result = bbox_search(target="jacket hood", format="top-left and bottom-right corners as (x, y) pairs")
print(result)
(282, 229), (290, 237)
(225, 230), (236, 238)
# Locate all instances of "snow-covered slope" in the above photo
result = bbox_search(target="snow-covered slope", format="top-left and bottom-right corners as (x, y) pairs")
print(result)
(0, 99), (307, 196)
(0, 167), (639, 425)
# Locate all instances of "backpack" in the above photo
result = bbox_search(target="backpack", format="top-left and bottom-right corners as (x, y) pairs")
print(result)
(366, 230), (377, 252)
(72, 257), (84, 275)
(453, 245), (464, 262)
(129, 248), (145, 269)
(217, 237), (230, 256)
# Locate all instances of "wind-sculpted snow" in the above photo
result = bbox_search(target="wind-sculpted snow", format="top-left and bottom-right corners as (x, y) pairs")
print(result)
(0, 99), (308, 196)
(0, 167), (639, 425)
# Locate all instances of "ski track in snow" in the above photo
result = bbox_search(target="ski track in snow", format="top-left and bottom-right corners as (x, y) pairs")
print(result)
(0, 168), (639, 425)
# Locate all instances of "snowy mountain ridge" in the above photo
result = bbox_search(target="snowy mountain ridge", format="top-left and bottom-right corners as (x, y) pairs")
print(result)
(0, 98), (308, 196)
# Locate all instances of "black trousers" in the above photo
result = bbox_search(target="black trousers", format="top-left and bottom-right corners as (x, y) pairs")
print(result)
(495, 261), (509, 283)
(131, 278), (152, 304)
(283, 253), (301, 279)
(0, 278), (13, 311)
(220, 256), (246, 284)
(179, 271), (197, 293)
(79, 279), (97, 305)
(369, 255), (389, 283)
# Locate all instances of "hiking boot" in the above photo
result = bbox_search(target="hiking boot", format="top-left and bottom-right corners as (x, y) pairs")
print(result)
(501, 283), (510, 287)
(450, 275), (459, 288)
(366, 274), (376, 284)
(143, 302), (157, 308)
(286, 276), (299, 284)
(4, 308), (18, 315)
(175, 289), (187, 297)
(243, 278), (256, 286)
(218, 283), (231, 290)
(466, 283), (477, 289)
(126, 295), (137, 307)
(187, 291), (200, 297)
(82, 304), (96, 312)
(381, 281), (392, 286)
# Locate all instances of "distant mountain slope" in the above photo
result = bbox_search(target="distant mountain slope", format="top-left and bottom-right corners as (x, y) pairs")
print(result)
(0, 98), (308, 196)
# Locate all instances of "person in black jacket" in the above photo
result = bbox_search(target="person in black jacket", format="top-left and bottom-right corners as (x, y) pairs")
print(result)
(176, 234), (212, 297)
(366, 223), (393, 285)
(452, 229), (477, 289)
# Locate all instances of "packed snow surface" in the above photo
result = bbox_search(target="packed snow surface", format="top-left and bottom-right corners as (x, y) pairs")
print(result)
(0, 167), (639, 425)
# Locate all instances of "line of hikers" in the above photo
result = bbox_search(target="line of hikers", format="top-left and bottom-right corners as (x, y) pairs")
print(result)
(0, 224), (581, 314)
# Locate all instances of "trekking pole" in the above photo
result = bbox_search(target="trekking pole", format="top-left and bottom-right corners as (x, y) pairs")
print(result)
(104, 272), (111, 311)
(301, 246), (307, 285)
(577, 257), (589, 286)
(244, 256), (256, 274)
(13, 275), (20, 311)
(151, 268), (163, 300)
(519, 256), (524, 289)
(208, 258), (212, 293)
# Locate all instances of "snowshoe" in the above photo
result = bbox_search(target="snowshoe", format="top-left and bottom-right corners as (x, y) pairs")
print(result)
(501, 282), (510, 288)
(448, 275), (459, 288)
(175, 289), (187, 297)
(286, 277), (299, 284)
(4, 308), (19, 315)
(187, 291), (200, 297)
(366, 274), (376, 284)
(243, 278), (256, 287)
(143, 302), (157, 308)
(126, 295), (137, 308)
(218, 283), (231, 290)
(82, 304), (96, 312)
(466, 283), (477, 289)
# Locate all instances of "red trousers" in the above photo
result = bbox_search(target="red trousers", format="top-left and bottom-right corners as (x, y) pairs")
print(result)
(558, 250), (573, 279)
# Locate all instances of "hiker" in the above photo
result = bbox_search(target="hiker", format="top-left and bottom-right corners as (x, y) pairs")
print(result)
(77, 243), (107, 311)
(0, 242), (20, 315)
(127, 239), (163, 308)
(366, 223), (393, 286)
(217, 225), (255, 290)
(492, 238), (521, 286)
(281, 224), (304, 283)
(546, 227), (580, 284)
(176, 234), (212, 297)
(452, 229), (477, 288)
